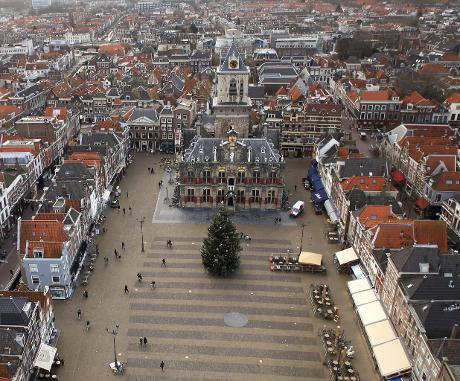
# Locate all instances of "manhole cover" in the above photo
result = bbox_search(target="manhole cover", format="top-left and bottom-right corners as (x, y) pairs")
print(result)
(224, 312), (248, 327)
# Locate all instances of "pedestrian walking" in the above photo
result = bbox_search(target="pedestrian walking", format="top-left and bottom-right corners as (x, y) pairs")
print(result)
(240, 232), (244, 239)
(151, 168), (154, 174)
(104, 257), (109, 265)
(160, 361), (165, 371)
(137, 272), (142, 282)
(77, 308), (81, 319)
(114, 249), (118, 259)
(160, 180), (163, 187)
(85, 320), (91, 331)
(161, 258), (166, 267)
(139, 337), (143, 346)
(143, 337), (148, 346)
(129, 206), (132, 214)
(83, 290), (88, 298)
(124, 285), (129, 293)
(294, 184), (297, 191)
(148, 168), (150, 174)
(150, 281), (156, 289)
(121, 241), (125, 250)
(126, 191), (129, 198)
(123, 207), (126, 215)
(158, 181), (161, 188)
(9, 269), (14, 278)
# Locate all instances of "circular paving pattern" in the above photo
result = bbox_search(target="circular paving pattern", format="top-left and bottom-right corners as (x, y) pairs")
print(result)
(224, 312), (249, 327)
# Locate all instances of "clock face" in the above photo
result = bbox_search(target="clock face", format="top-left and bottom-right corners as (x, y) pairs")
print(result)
(229, 59), (238, 69)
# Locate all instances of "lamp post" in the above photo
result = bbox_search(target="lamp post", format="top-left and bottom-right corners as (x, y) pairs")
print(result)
(136, 217), (145, 252)
(300, 223), (305, 254)
(106, 325), (120, 372)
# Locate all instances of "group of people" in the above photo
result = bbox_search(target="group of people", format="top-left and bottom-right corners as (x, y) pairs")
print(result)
(239, 232), (252, 241)
(166, 240), (173, 248)
(274, 217), (282, 224)
(158, 180), (164, 188)
(147, 167), (155, 174)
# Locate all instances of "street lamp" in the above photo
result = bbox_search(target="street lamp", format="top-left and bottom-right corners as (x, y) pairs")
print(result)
(106, 325), (120, 372)
(300, 223), (305, 253)
(136, 217), (145, 252)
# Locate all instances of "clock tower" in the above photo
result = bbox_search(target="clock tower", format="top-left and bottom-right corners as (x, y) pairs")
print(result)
(213, 41), (251, 138)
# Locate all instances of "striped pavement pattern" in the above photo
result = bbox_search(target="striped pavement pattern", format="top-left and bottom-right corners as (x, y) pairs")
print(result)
(125, 237), (325, 380)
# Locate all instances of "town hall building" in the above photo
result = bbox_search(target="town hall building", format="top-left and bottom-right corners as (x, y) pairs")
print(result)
(178, 129), (285, 210)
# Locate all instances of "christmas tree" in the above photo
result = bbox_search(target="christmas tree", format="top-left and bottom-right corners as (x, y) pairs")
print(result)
(201, 205), (241, 276)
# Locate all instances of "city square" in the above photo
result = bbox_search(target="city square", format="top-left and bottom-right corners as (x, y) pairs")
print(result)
(53, 154), (378, 381)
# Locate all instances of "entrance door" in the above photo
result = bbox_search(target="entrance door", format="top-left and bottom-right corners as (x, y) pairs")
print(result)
(228, 197), (234, 207)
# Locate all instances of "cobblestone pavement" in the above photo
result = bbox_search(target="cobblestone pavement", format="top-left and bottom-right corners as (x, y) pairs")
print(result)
(53, 154), (379, 381)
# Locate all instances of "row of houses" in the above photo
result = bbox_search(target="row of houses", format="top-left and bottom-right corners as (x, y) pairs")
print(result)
(17, 123), (128, 299)
(312, 133), (460, 381)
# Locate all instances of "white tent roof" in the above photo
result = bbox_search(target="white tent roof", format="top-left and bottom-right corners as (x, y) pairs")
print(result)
(34, 343), (57, 371)
(351, 289), (378, 307)
(365, 320), (397, 347)
(298, 252), (322, 266)
(373, 339), (412, 377)
(347, 277), (372, 295)
(356, 300), (387, 326)
(335, 247), (359, 266)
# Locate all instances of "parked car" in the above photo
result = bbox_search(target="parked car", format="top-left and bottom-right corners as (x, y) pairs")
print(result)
(289, 201), (305, 217)
(360, 132), (367, 140)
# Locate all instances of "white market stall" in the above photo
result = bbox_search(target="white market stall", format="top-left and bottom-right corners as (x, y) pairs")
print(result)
(356, 300), (387, 326)
(364, 320), (397, 347)
(347, 277), (372, 295)
(373, 339), (412, 380)
(334, 247), (359, 273)
(351, 289), (378, 307)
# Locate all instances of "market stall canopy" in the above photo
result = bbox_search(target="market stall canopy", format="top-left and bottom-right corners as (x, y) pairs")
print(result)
(351, 289), (378, 307)
(365, 320), (397, 347)
(34, 343), (57, 371)
(324, 200), (340, 224)
(298, 252), (322, 266)
(347, 277), (372, 294)
(373, 339), (411, 378)
(312, 188), (328, 203)
(357, 300), (387, 326)
(335, 247), (359, 266)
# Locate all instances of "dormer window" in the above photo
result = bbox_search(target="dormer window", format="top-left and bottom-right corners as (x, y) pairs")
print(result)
(33, 248), (44, 258)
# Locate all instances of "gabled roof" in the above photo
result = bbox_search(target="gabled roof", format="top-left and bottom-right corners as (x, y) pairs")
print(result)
(429, 171), (460, 192)
(340, 158), (387, 179)
(219, 41), (248, 73)
(341, 176), (394, 192)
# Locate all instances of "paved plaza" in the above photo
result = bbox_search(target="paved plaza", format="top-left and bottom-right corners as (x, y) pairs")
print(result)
(53, 154), (379, 381)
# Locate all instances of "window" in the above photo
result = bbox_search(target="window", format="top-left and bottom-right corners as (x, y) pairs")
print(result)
(436, 194), (442, 202)
(202, 188), (211, 203)
(203, 170), (211, 183)
(218, 171), (226, 184)
(187, 171), (194, 183)
(237, 171), (246, 184)
(229, 79), (237, 98)
(168, 133), (173, 139)
(33, 248), (43, 258)
(252, 171), (261, 183)
(269, 172), (277, 184)
(186, 188), (194, 202)
(266, 189), (276, 204)
(31, 275), (39, 284)
(50, 264), (59, 273)
(52, 276), (60, 284)
(29, 264), (38, 273)
(217, 189), (225, 203)
(251, 189), (260, 203)
(236, 190), (245, 203)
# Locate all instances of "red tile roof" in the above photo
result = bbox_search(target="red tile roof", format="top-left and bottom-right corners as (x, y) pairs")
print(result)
(341, 176), (396, 192)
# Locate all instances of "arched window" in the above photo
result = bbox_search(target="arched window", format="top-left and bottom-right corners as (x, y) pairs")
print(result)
(229, 79), (237, 98)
